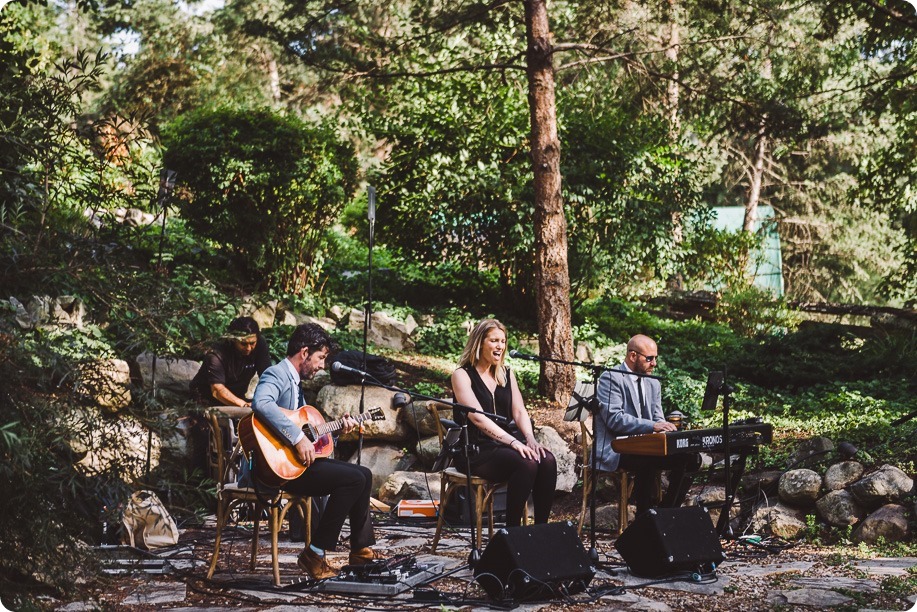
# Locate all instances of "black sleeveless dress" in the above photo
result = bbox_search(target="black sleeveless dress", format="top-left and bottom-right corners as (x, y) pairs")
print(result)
(455, 364), (523, 453)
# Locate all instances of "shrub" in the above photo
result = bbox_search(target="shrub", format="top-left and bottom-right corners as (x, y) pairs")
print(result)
(712, 285), (798, 338)
(162, 107), (359, 292)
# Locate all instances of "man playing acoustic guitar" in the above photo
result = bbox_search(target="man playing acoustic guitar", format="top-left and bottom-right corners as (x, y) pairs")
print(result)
(245, 323), (379, 580)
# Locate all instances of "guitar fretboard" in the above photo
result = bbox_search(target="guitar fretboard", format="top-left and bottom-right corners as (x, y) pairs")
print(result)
(313, 411), (377, 437)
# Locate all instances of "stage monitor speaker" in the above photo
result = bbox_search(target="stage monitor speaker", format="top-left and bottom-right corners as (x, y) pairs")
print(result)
(474, 521), (594, 602)
(615, 506), (724, 578)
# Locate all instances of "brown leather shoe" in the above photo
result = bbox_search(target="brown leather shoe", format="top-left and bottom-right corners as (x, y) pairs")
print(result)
(297, 548), (337, 580)
(348, 546), (382, 566)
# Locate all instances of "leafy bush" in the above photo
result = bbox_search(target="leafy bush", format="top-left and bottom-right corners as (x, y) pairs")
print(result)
(162, 107), (359, 292)
(0, 332), (131, 593)
(414, 308), (471, 358)
(321, 225), (503, 312)
(712, 285), (799, 338)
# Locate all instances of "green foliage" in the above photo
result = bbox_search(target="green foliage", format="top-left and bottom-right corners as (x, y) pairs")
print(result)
(560, 82), (709, 298)
(414, 309), (472, 358)
(0, 333), (128, 593)
(712, 285), (799, 338)
(162, 106), (359, 292)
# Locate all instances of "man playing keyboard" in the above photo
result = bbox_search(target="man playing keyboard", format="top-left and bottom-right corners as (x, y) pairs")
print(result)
(594, 334), (700, 515)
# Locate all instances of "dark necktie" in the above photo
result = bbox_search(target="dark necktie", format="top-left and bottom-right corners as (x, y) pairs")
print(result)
(636, 376), (648, 420)
(297, 378), (305, 408)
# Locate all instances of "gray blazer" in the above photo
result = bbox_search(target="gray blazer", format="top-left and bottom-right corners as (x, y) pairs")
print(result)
(238, 359), (303, 487)
(593, 364), (664, 472)
(251, 359), (305, 445)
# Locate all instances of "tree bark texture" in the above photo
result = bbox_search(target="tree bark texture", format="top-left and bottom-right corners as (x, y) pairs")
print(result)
(523, 0), (574, 405)
(744, 120), (768, 234)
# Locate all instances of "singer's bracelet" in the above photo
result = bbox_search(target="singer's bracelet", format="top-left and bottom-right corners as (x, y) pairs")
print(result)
(509, 439), (519, 448)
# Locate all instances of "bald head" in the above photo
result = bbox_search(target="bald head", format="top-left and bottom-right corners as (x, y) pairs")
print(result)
(625, 334), (658, 374)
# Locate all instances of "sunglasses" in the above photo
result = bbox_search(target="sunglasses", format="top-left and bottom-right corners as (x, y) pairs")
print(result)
(633, 351), (658, 363)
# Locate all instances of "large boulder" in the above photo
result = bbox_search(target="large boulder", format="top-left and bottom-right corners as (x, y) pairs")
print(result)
(77, 358), (132, 413)
(595, 503), (636, 534)
(317, 384), (412, 443)
(823, 461), (864, 491)
(750, 501), (807, 539)
(239, 298), (277, 331)
(778, 469), (822, 507)
(348, 444), (417, 496)
(347, 309), (416, 350)
(787, 437), (834, 469)
(377, 471), (441, 504)
(276, 310), (337, 330)
(63, 408), (161, 481)
(850, 465), (914, 508)
(534, 425), (576, 492)
(399, 399), (446, 438)
(685, 486), (738, 527)
(416, 434), (442, 465)
(10, 295), (86, 329)
(741, 470), (783, 494)
(136, 352), (201, 400)
(852, 504), (910, 544)
(816, 490), (866, 527)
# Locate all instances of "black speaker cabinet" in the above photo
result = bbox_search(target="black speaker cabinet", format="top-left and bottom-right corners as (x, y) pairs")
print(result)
(615, 507), (724, 577)
(474, 521), (595, 601)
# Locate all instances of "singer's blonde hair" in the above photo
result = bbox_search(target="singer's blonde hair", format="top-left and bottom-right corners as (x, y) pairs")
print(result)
(458, 319), (508, 387)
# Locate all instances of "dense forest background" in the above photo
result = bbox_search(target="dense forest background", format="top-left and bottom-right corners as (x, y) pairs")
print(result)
(1, 0), (915, 603)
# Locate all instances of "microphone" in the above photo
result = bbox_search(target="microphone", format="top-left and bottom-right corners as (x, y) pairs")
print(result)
(331, 362), (371, 378)
(508, 350), (539, 361)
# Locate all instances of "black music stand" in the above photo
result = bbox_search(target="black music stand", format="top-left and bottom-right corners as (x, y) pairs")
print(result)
(703, 370), (743, 537)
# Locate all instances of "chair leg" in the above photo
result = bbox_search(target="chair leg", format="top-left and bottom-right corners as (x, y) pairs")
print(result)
(303, 498), (312, 548)
(250, 503), (262, 570)
(618, 472), (630, 536)
(484, 487), (494, 538)
(206, 496), (230, 579)
(430, 480), (453, 553)
(578, 468), (591, 536)
(474, 484), (486, 547)
(270, 505), (282, 587)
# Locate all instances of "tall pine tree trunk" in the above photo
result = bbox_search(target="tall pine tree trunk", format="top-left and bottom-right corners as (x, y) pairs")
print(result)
(744, 119), (768, 233)
(524, 0), (574, 405)
(665, 0), (684, 289)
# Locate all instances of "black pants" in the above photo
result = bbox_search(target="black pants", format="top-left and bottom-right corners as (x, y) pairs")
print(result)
(470, 446), (557, 526)
(618, 453), (701, 516)
(280, 458), (375, 552)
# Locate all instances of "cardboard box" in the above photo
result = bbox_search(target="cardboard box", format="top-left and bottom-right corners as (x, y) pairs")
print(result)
(396, 499), (440, 518)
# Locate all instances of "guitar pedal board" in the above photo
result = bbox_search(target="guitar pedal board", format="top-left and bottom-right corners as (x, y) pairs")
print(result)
(318, 555), (444, 595)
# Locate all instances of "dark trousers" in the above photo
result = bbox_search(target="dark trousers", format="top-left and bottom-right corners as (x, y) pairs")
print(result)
(618, 453), (700, 516)
(280, 458), (375, 552)
(470, 446), (557, 526)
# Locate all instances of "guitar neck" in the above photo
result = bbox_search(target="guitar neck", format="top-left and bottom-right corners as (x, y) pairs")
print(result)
(312, 412), (375, 437)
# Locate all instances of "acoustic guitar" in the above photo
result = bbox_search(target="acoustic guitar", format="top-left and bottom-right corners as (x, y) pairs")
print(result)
(239, 405), (384, 488)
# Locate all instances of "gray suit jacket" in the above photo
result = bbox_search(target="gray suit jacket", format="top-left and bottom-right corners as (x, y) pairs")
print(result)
(238, 359), (303, 487)
(251, 359), (305, 445)
(593, 364), (664, 472)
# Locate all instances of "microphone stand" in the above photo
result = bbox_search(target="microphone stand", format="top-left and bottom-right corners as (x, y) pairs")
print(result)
(352, 373), (509, 568)
(715, 368), (735, 538)
(356, 187), (376, 465)
(510, 352), (661, 563)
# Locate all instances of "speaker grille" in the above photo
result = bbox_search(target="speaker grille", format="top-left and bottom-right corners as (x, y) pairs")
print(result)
(474, 521), (595, 601)
(615, 507), (724, 577)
